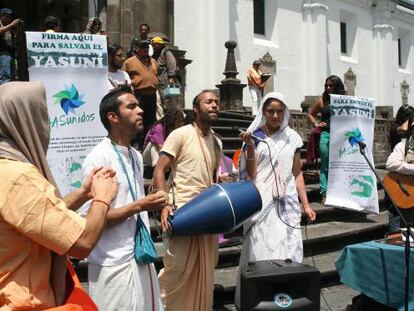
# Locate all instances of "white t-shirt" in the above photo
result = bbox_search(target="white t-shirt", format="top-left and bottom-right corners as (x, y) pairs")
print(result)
(108, 69), (132, 90)
(79, 137), (149, 266)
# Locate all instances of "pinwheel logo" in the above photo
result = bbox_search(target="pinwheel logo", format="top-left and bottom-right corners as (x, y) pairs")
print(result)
(53, 84), (85, 115)
(344, 128), (365, 147)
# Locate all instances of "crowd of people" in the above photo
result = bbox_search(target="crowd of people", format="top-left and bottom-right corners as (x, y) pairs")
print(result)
(0, 80), (319, 310)
(0, 7), (410, 311)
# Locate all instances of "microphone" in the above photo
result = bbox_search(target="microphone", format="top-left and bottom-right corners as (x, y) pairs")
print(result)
(236, 127), (265, 142)
(357, 141), (366, 150)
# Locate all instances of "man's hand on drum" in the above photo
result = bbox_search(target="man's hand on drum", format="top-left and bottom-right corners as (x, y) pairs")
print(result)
(161, 205), (174, 232)
(140, 191), (169, 212)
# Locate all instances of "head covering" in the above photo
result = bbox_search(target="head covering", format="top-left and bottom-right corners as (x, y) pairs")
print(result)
(0, 81), (59, 190)
(253, 60), (261, 66)
(246, 91), (290, 135)
(152, 36), (165, 44)
(0, 8), (14, 15)
(84, 17), (102, 34)
(0, 82), (68, 304)
(239, 92), (291, 197)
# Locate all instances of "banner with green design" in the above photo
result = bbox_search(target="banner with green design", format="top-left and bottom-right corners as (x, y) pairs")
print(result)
(26, 32), (108, 195)
(326, 94), (379, 214)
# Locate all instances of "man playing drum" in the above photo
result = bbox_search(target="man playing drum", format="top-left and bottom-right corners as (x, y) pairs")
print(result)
(154, 89), (225, 310)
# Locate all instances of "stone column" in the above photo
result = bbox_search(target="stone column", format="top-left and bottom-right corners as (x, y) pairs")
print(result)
(372, 2), (394, 107)
(301, 1), (329, 95)
(344, 67), (356, 96)
(106, 0), (121, 45)
(216, 41), (246, 111)
(373, 24), (394, 107)
(401, 80), (410, 106)
(170, 47), (192, 109)
(120, 0), (134, 48)
(259, 52), (276, 95)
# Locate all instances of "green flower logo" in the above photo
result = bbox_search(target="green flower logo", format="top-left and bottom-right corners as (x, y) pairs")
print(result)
(53, 84), (85, 115)
(344, 128), (365, 147)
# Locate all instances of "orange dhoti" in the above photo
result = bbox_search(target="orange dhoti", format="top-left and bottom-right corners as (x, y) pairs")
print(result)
(158, 234), (218, 311)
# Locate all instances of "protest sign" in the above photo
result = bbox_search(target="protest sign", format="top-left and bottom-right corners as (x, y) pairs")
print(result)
(26, 31), (108, 195)
(326, 94), (379, 214)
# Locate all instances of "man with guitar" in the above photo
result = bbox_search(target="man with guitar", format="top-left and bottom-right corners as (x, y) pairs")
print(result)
(385, 116), (414, 231)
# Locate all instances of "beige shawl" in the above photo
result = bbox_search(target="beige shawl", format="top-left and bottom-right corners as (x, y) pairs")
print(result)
(0, 81), (58, 187)
(0, 81), (66, 305)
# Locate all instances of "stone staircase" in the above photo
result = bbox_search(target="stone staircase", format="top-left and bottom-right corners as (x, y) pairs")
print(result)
(208, 111), (389, 309)
(73, 111), (390, 310)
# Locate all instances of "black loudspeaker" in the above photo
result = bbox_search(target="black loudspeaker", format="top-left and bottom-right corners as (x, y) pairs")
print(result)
(239, 259), (321, 311)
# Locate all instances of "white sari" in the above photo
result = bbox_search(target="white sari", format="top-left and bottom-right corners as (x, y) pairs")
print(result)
(235, 92), (304, 307)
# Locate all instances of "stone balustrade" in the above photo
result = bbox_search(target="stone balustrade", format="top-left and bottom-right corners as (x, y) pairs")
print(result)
(289, 110), (393, 165)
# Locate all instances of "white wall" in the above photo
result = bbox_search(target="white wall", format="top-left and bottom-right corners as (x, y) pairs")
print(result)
(174, 0), (230, 105)
(392, 6), (414, 109)
(175, 0), (414, 113)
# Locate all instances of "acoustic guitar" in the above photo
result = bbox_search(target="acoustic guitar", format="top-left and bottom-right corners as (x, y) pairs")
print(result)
(383, 172), (414, 209)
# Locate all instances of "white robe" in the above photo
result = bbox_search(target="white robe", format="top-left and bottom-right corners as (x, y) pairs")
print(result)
(240, 128), (304, 263)
(80, 138), (164, 311)
(88, 259), (163, 311)
(235, 92), (304, 308)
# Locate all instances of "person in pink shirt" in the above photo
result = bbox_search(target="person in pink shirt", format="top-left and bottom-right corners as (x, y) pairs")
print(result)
(142, 108), (184, 178)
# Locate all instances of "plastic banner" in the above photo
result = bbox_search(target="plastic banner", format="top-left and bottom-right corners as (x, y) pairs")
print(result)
(26, 31), (108, 195)
(326, 94), (379, 214)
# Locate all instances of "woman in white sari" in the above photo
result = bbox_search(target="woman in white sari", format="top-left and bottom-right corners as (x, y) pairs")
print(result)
(240, 91), (316, 260)
(235, 92), (316, 306)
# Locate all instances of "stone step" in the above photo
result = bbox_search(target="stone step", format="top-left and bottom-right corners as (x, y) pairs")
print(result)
(303, 210), (388, 255)
(215, 118), (253, 128)
(305, 188), (386, 224)
(73, 208), (388, 283)
(218, 111), (254, 121)
(153, 210), (388, 268)
(146, 182), (322, 240)
(320, 284), (360, 311)
(212, 126), (242, 138)
(78, 275), (359, 311)
(147, 187), (387, 241)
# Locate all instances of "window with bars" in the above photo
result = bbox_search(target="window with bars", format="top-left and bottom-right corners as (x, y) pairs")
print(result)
(398, 29), (410, 69)
(398, 38), (402, 67)
(340, 22), (347, 54)
(254, 0), (265, 35)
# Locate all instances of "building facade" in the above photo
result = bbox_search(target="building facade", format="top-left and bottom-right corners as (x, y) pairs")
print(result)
(175, 0), (414, 112)
(4, 0), (414, 113)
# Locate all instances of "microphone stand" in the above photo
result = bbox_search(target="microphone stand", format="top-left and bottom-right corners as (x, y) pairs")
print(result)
(358, 142), (413, 311)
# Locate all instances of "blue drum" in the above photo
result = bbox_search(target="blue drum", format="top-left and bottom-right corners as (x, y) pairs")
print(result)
(168, 181), (262, 236)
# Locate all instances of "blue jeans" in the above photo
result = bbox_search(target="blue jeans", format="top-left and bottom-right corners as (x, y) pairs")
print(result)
(0, 54), (12, 84)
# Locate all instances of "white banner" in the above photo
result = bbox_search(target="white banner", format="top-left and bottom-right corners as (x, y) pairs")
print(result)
(26, 32), (108, 195)
(326, 94), (379, 214)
